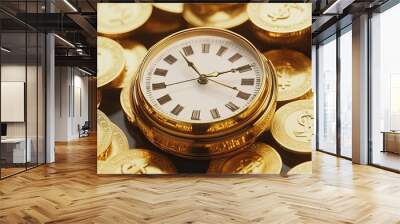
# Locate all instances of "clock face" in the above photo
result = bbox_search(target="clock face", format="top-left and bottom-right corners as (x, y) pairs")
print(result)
(140, 32), (264, 123)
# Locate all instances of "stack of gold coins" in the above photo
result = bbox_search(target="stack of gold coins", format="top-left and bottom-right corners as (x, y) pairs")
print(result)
(141, 3), (185, 34)
(97, 37), (147, 90)
(97, 3), (149, 90)
(97, 3), (152, 38)
(120, 85), (135, 124)
(247, 3), (311, 46)
(264, 49), (312, 103)
(97, 108), (174, 175)
(97, 110), (130, 169)
(97, 36), (126, 88)
(271, 100), (314, 154)
(109, 40), (147, 88)
(97, 110), (113, 160)
(98, 149), (177, 174)
(183, 3), (248, 29)
(287, 161), (312, 175)
(208, 143), (282, 174)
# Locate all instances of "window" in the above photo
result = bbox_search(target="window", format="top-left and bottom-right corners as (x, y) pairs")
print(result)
(370, 2), (400, 171)
(317, 36), (337, 154)
(339, 28), (352, 158)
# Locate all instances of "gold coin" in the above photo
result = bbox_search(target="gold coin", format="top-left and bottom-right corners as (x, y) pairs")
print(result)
(247, 3), (311, 44)
(208, 143), (282, 174)
(271, 99), (314, 153)
(264, 49), (311, 102)
(97, 89), (102, 108)
(141, 17), (184, 34)
(97, 36), (126, 88)
(97, 110), (112, 157)
(99, 149), (177, 174)
(153, 3), (183, 14)
(97, 3), (152, 37)
(111, 40), (147, 88)
(98, 121), (129, 160)
(183, 4), (248, 29)
(142, 6), (185, 34)
(287, 161), (312, 175)
(120, 85), (135, 124)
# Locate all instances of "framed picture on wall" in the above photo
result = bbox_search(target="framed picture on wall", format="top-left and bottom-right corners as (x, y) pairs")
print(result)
(96, 3), (313, 175)
(1, 81), (25, 122)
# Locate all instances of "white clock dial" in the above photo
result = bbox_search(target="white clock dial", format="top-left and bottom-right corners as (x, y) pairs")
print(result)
(140, 35), (264, 123)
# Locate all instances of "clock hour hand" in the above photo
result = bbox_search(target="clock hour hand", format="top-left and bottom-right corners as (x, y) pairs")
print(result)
(205, 64), (252, 78)
(205, 69), (235, 78)
(179, 51), (202, 76)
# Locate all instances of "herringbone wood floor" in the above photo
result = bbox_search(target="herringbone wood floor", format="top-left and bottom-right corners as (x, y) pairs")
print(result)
(0, 135), (399, 224)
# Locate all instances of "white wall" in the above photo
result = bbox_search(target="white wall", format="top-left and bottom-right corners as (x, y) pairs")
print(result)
(54, 67), (89, 141)
(72, 73), (89, 138)
(55, 67), (69, 141)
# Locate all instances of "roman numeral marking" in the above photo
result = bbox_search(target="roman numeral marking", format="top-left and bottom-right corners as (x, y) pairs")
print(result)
(241, 78), (255, 86)
(164, 55), (177, 64)
(182, 45), (194, 56)
(210, 108), (220, 119)
(191, 110), (200, 120)
(236, 91), (251, 100)
(154, 68), (168, 76)
(171, 104), (184, 116)
(157, 94), (171, 105)
(228, 53), (242, 63)
(237, 64), (252, 73)
(225, 102), (239, 112)
(216, 46), (227, 56)
(152, 82), (166, 90)
(202, 43), (210, 53)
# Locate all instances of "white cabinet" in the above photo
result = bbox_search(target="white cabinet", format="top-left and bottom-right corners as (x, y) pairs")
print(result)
(1, 138), (32, 163)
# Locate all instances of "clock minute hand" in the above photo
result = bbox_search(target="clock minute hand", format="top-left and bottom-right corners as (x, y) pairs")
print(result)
(166, 78), (198, 87)
(179, 51), (202, 76)
(207, 78), (238, 91)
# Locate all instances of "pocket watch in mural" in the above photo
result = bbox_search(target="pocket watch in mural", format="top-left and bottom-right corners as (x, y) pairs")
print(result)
(131, 27), (277, 159)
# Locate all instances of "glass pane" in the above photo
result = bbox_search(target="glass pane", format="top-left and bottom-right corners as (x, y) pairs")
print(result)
(26, 0), (38, 169)
(38, 33), (45, 165)
(27, 31), (38, 169)
(371, 4), (400, 171)
(317, 37), (337, 154)
(340, 29), (352, 158)
(1, 30), (27, 177)
(312, 45), (317, 151)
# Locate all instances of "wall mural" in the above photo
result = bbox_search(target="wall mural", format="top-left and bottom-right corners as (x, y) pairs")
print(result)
(96, 3), (313, 175)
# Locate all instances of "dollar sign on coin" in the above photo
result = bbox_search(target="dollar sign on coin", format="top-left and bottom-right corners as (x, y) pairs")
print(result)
(267, 4), (290, 21)
(234, 156), (265, 174)
(293, 111), (313, 142)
